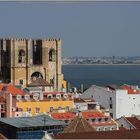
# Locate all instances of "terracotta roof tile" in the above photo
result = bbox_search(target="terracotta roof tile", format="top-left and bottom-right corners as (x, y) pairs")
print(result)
(82, 111), (107, 119)
(53, 129), (140, 139)
(7, 85), (25, 96)
(91, 121), (116, 126)
(0, 84), (25, 96)
(121, 85), (140, 94)
(63, 116), (95, 133)
(51, 112), (76, 120)
(28, 78), (52, 87)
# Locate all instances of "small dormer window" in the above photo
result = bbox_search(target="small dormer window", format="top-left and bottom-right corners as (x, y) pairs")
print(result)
(48, 94), (53, 99)
(56, 94), (61, 100)
(92, 119), (95, 122)
(105, 118), (108, 122)
(98, 118), (102, 122)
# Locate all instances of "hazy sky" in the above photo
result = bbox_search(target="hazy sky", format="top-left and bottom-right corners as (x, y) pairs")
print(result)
(0, 1), (140, 57)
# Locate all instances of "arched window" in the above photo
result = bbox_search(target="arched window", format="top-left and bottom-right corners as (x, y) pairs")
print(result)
(49, 49), (55, 61)
(31, 72), (43, 81)
(18, 49), (25, 63)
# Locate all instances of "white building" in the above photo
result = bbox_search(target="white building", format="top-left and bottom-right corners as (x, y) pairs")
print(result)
(81, 84), (140, 119)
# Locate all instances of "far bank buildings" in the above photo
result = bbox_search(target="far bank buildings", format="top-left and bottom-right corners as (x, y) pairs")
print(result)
(0, 38), (65, 91)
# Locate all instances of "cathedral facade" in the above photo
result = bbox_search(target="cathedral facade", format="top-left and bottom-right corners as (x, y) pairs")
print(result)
(0, 38), (65, 91)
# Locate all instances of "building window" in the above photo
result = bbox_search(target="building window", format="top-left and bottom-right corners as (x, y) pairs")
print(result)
(36, 107), (40, 113)
(66, 106), (69, 112)
(110, 104), (112, 109)
(19, 80), (23, 85)
(98, 118), (102, 122)
(65, 120), (69, 123)
(104, 127), (107, 131)
(97, 127), (101, 131)
(26, 108), (31, 113)
(111, 127), (114, 130)
(48, 95), (52, 99)
(49, 49), (55, 61)
(50, 107), (53, 112)
(31, 72), (43, 81)
(110, 113), (113, 118)
(18, 49), (25, 63)
(92, 119), (95, 122)
(58, 106), (62, 110)
(105, 118), (108, 122)
(110, 97), (112, 101)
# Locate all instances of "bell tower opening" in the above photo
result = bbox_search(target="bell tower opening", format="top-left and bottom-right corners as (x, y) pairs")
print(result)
(49, 49), (55, 61)
(1, 40), (11, 83)
(33, 40), (42, 65)
(18, 49), (25, 63)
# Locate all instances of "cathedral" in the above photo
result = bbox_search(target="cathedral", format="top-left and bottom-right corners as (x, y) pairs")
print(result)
(0, 38), (65, 91)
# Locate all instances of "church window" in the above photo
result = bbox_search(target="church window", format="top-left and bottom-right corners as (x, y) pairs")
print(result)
(31, 72), (43, 81)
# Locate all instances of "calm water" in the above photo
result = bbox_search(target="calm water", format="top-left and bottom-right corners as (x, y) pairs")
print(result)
(62, 64), (140, 89)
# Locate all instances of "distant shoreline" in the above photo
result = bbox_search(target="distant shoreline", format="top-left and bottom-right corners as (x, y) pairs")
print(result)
(62, 63), (140, 66)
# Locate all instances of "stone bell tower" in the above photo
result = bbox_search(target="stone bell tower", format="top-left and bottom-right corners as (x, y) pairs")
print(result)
(0, 38), (64, 92)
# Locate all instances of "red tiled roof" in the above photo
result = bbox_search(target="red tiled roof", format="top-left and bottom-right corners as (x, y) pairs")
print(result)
(82, 111), (107, 119)
(63, 116), (95, 133)
(28, 78), (53, 87)
(125, 117), (140, 129)
(7, 84), (25, 96)
(0, 84), (25, 96)
(51, 112), (76, 120)
(53, 129), (140, 139)
(121, 85), (140, 94)
(91, 121), (116, 126)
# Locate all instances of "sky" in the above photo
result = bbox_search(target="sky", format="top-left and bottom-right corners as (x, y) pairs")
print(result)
(0, 1), (140, 57)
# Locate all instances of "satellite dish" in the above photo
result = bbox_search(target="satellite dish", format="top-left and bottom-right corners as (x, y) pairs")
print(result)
(24, 94), (30, 101)
(33, 93), (39, 100)
(16, 95), (22, 101)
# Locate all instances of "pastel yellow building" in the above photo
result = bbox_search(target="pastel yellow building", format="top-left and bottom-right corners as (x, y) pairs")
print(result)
(16, 92), (74, 117)
(17, 100), (74, 116)
(0, 84), (74, 118)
